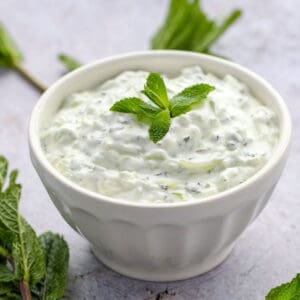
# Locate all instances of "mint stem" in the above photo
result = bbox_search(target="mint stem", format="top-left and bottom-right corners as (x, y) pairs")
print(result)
(19, 281), (32, 300)
(14, 63), (46, 93)
(8, 255), (31, 300)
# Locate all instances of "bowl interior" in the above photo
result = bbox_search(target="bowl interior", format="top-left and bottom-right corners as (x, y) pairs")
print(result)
(30, 50), (291, 207)
(36, 51), (287, 130)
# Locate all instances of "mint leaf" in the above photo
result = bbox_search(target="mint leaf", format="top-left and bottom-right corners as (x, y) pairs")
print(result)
(110, 97), (160, 120)
(0, 156), (70, 299)
(39, 232), (69, 300)
(151, 0), (193, 50)
(0, 282), (12, 295)
(149, 110), (171, 143)
(12, 218), (46, 286)
(0, 24), (22, 68)
(169, 83), (215, 117)
(143, 73), (169, 109)
(0, 24), (46, 92)
(151, 0), (242, 56)
(194, 10), (242, 52)
(110, 72), (214, 143)
(0, 156), (8, 191)
(0, 265), (14, 283)
(58, 53), (81, 72)
(0, 241), (11, 258)
(0, 282), (21, 299)
(0, 169), (21, 236)
(266, 274), (300, 300)
(0, 156), (46, 299)
(0, 226), (15, 255)
(0, 265), (15, 283)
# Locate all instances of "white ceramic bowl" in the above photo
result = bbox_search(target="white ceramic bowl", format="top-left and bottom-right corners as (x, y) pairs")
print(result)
(29, 51), (291, 281)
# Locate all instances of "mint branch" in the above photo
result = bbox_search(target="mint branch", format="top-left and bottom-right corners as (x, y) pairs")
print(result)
(0, 24), (46, 93)
(3, 0), (243, 92)
(110, 72), (215, 143)
(0, 156), (69, 300)
(151, 0), (242, 56)
(14, 63), (46, 93)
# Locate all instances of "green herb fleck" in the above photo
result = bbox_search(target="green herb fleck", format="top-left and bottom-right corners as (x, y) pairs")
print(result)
(110, 72), (214, 143)
(266, 274), (300, 300)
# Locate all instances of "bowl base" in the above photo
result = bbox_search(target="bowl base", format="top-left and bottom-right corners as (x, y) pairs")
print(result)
(91, 244), (234, 282)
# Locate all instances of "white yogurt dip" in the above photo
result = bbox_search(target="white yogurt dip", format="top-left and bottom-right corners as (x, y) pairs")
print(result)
(41, 67), (279, 203)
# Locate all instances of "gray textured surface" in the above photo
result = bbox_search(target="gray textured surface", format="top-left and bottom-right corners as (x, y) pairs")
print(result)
(0, 1), (299, 299)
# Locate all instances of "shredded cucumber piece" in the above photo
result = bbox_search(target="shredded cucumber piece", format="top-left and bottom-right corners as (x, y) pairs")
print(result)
(172, 192), (184, 201)
(179, 159), (224, 172)
(155, 178), (181, 189)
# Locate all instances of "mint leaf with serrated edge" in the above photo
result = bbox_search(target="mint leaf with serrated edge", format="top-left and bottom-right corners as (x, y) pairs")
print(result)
(0, 265), (15, 283)
(266, 274), (300, 300)
(0, 282), (21, 299)
(38, 232), (69, 300)
(110, 72), (215, 143)
(0, 156), (46, 298)
(142, 73), (169, 109)
(169, 83), (215, 117)
(12, 218), (46, 286)
(0, 155), (70, 299)
(149, 110), (171, 143)
(110, 97), (160, 121)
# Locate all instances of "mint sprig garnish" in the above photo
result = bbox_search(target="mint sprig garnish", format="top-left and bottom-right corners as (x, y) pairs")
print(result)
(110, 72), (215, 143)
(266, 273), (300, 300)
(0, 156), (69, 300)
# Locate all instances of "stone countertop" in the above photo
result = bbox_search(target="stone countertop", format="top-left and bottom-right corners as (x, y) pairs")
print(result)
(0, 1), (299, 299)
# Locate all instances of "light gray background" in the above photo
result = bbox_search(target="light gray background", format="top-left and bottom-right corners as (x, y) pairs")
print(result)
(0, 1), (299, 299)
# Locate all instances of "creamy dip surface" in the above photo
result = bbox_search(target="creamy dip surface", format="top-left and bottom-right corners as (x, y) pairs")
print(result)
(41, 67), (279, 203)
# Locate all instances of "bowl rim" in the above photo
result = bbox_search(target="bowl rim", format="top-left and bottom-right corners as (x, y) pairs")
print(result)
(29, 50), (292, 209)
